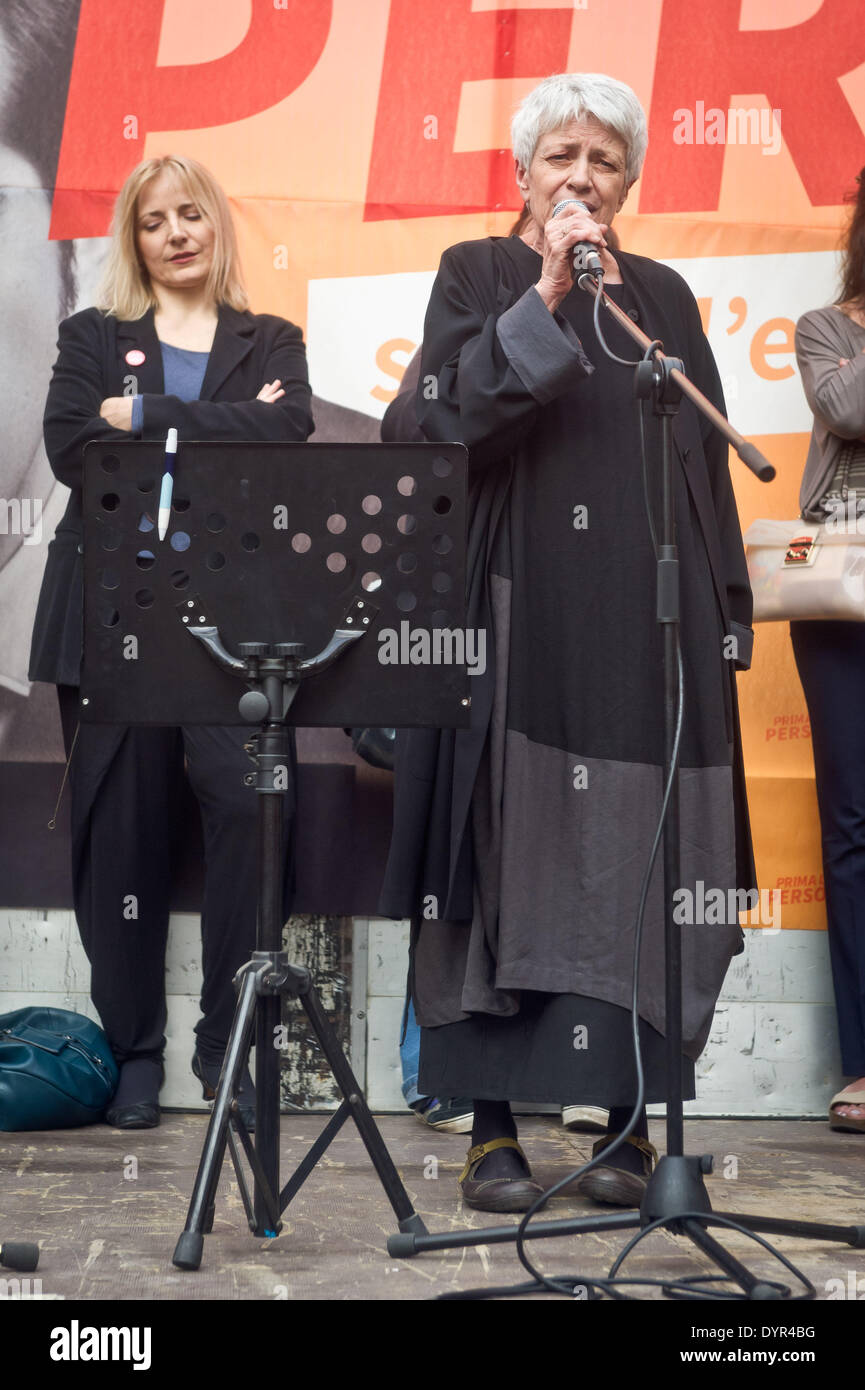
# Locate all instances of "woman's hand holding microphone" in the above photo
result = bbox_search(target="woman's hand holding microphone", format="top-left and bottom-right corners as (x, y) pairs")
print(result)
(535, 203), (618, 313)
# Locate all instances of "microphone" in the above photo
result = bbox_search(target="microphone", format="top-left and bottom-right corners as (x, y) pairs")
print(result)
(551, 199), (604, 277)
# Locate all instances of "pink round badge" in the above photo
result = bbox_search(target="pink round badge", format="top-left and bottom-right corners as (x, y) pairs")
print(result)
(125, 349), (146, 366)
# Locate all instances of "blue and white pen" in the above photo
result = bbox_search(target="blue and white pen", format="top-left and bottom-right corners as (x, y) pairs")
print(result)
(157, 428), (178, 541)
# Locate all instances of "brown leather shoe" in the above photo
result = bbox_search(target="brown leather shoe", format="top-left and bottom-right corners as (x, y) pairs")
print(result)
(579, 1133), (658, 1208)
(458, 1137), (545, 1213)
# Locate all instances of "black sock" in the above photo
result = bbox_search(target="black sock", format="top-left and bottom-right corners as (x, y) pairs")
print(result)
(467, 1100), (528, 1180)
(111, 1057), (162, 1108)
(471, 1098), (516, 1148)
(608, 1105), (648, 1141)
(603, 1105), (649, 1174)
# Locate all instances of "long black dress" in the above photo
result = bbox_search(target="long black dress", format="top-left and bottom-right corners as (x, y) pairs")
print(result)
(380, 235), (755, 1105)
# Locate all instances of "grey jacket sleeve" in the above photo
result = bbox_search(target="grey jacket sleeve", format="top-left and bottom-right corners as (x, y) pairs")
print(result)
(495, 286), (594, 405)
(795, 308), (865, 440)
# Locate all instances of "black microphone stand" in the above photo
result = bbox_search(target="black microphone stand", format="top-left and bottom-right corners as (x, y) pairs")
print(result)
(385, 276), (865, 1297)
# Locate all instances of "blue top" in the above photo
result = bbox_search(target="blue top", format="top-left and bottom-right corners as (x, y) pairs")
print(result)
(131, 341), (210, 433)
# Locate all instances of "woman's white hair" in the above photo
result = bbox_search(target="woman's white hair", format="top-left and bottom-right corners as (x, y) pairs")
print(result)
(511, 73), (648, 186)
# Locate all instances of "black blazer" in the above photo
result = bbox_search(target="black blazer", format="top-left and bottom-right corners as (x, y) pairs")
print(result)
(29, 303), (313, 685)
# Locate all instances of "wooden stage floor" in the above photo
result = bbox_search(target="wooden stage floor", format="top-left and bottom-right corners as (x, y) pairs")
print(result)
(1, 1114), (863, 1302)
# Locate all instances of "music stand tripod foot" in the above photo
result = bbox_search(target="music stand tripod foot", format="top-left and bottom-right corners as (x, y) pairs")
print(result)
(173, 949), (427, 1271)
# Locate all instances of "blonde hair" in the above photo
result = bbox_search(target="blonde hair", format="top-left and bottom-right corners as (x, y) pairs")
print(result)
(97, 155), (249, 319)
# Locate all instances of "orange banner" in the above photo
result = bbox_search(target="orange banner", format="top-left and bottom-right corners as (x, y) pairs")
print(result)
(5, 0), (865, 925)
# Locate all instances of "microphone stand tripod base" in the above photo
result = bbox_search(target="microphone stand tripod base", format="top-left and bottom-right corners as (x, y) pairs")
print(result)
(639, 1153), (713, 1229)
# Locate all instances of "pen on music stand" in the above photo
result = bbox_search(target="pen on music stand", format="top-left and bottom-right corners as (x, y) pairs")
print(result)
(157, 428), (178, 541)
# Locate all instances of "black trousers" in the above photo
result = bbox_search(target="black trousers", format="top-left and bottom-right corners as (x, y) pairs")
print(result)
(58, 686), (294, 1066)
(790, 621), (865, 1076)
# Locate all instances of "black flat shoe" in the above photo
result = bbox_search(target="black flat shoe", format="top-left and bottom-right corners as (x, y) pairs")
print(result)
(105, 1058), (163, 1129)
(192, 1050), (256, 1132)
(105, 1101), (160, 1130)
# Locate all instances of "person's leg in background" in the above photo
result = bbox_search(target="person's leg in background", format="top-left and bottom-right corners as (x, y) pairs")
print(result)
(401, 995), (473, 1133)
(400, 994), (422, 1108)
(561, 1101), (608, 1132)
(791, 620), (865, 1128)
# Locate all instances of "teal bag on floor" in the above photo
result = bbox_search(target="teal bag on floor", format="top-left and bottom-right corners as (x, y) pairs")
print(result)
(0, 1007), (118, 1130)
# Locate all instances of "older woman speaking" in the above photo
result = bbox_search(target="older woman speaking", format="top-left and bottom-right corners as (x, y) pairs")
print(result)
(380, 73), (754, 1211)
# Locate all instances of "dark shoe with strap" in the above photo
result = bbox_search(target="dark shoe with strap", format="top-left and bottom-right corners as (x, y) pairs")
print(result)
(459, 1137), (545, 1213)
(192, 1049), (256, 1132)
(579, 1132), (658, 1208)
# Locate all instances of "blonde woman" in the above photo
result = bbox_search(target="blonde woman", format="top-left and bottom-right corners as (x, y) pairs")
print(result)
(29, 156), (313, 1128)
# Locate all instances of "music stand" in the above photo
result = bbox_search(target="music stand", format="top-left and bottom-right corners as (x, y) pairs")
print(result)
(81, 440), (469, 1271)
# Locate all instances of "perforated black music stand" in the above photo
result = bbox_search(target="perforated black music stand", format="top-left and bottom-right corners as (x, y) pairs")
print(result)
(81, 439), (469, 1271)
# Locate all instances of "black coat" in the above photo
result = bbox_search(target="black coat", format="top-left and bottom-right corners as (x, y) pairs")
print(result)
(379, 239), (756, 937)
(29, 303), (313, 686)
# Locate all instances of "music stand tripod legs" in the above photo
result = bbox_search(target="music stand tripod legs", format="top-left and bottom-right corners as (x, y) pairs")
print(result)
(173, 625), (427, 1271)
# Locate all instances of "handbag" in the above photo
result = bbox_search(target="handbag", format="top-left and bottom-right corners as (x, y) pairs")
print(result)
(745, 441), (865, 622)
(0, 1006), (118, 1131)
